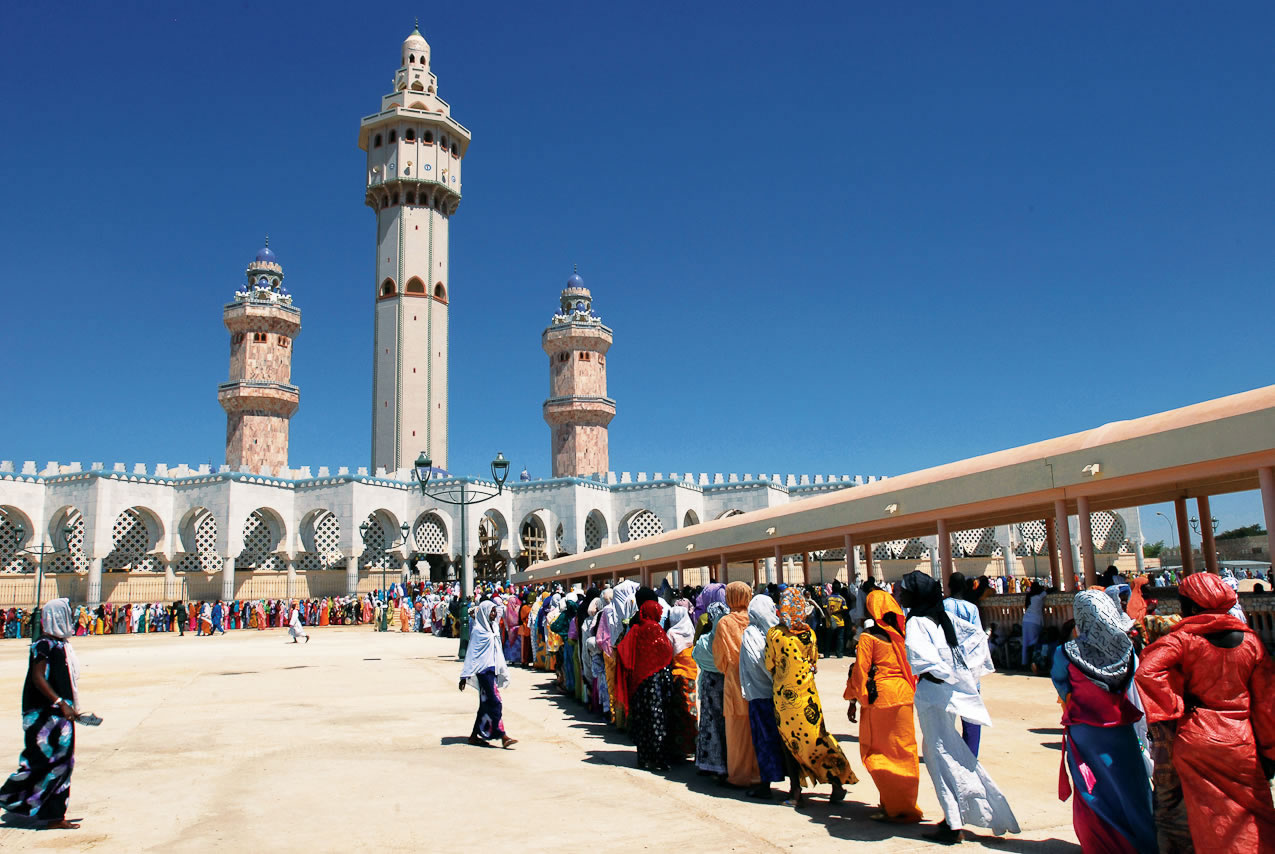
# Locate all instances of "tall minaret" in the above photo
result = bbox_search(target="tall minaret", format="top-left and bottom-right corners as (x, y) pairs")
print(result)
(219, 241), (301, 474)
(360, 23), (469, 473)
(543, 271), (616, 478)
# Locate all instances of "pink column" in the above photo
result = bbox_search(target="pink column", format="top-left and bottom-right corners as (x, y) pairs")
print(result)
(865, 542), (875, 580)
(752, 559), (760, 586)
(1054, 499), (1076, 592)
(719, 552), (728, 585)
(1045, 516), (1061, 589)
(801, 552), (811, 585)
(844, 533), (855, 583)
(1260, 468), (1275, 566)
(1076, 496), (1097, 587)
(774, 545), (783, 586)
(937, 519), (953, 591)
(1175, 497), (1195, 575)
(1197, 495), (1219, 574)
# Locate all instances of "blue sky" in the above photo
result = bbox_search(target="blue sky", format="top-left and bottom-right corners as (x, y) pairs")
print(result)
(1, 2), (1271, 537)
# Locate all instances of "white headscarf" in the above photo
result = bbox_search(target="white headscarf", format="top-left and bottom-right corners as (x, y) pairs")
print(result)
(664, 605), (695, 654)
(606, 580), (639, 641)
(41, 599), (81, 706)
(460, 600), (509, 689)
(740, 595), (779, 701)
(1064, 591), (1134, 692)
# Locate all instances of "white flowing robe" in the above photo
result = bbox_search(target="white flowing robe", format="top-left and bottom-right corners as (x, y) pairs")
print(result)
(906, 616), (1019, 835)
(288, 607), (307, 640)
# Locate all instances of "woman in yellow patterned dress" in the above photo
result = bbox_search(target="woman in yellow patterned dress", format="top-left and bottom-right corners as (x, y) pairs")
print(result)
(764, 587), (857, 807)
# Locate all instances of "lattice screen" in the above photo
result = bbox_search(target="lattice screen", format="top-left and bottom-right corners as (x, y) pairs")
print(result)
(584, 513), (606, 551)
(106, 508), (153, 568)
(240, 509), (281, 566)
(622, 510), (664, 542)
(359, 514), (398, 570)
(872, 538), (930, 560)
(1, 555), (34, 574)
(296, 553), (323, 572)
(1091, 511), (1129, 553)
(414, 513), (447, 553)
(0, 511), (24, 562)
(952, 527), (1000, 558)
(1016, 520), (1048, 556)
(555, 523), (564, 555)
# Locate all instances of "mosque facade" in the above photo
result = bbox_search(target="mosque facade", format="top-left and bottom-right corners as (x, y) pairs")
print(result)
(0, 26), (1143, 607)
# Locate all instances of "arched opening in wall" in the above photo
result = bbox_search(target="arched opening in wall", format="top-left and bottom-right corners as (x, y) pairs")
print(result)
(380, 278), (397, 298)
(405, 277), (426, 295)
(433, 282), (446, 302)
(682, 510), (699, 528)
(518, 514), (548, 568)
(451, 143), (458, 156)
(373, 134), (383, 148)
(620, 509), (663, 543)
(424, 131), (434, 144)
(584, 510), (608, 551)
(0, 506), (35, 574)
(43, 506), (87, 573)
(176, 507), (219, 573)
(410, 81), (424, 91)
(717, 509), (744, 520)
(359, 509), (403, 571)
(409, 102), (428, 110)
(475, 511), (508, 583)
(555, 523), (567, 558)
(405, 128), (416, 141)
(298, 508), (343, 571)
(105, 506), (164, 572)
(409, 54), (415, 63)
(240, 507), (286, 572)
(388, 130), (397, 143)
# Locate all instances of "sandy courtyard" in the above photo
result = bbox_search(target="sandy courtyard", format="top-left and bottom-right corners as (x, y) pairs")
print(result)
(0, 628), (1080, 853)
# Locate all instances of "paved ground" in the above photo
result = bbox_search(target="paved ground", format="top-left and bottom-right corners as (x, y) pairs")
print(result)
(0, 628), (1079, 853)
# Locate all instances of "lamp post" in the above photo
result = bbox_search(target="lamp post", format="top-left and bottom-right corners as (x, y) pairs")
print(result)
(1154, 511), (1176, 560)
(410, 451), (511, 604)
(10, 524), (73, 644)
(359, 518), (411, 630)
(1188, 516), (1218, 535)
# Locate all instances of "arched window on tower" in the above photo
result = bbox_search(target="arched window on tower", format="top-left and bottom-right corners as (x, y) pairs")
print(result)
(405, 277), (425, 295)
(451, 143), (459, 156)
(405, 128), (415, 141)
(388, 130), (397, 143)
(380, 278), (397, 299)
(433, 282), (447, 302)
(409, 54), (415, 63)
(373, 134), (383, 148)
(410, 81), (424, 91)
(424, 131), (434, 144)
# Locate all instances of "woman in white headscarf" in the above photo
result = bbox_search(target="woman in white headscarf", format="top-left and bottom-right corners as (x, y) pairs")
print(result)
(0, 599), (84, 828)
(740, 594), (784, 799)
(603, 581), (639, 728)
(665, 605), (699, 757)
(459, 600), (517, 749)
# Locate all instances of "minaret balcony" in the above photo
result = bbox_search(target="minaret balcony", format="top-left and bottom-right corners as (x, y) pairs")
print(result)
(218, 381), (300, 417)
(543, 396), (616, 427)
(364, 177), (461, 212)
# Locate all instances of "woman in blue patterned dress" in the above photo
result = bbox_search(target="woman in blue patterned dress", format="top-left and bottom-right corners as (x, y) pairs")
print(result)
(0, 599), (83, 829)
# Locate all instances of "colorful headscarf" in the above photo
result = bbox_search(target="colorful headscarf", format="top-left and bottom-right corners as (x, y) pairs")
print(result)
(1063, 591), (1133, 691)
(866, 589), (916, 688)
(1173, 572), (1252, 637)
(616, 600), (674, 711)
(778, 587), (811, 633)
(1125, 576), (1149, 622)
(724, 581), (752, 612)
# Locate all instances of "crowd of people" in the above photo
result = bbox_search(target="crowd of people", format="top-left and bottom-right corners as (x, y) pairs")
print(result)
(448, 568), (1275, 850)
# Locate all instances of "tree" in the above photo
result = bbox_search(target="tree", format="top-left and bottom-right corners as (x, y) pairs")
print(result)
(1143, 540), (1165, 558)
(1216, 524), (1266, 541)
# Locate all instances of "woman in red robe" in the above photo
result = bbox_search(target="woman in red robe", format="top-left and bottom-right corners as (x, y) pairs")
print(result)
(1135, 571), (1275, 852)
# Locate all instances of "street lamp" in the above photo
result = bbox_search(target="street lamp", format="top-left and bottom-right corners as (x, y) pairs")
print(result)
(411, 451), (511, 605)
(10, 523), (73, 643)
(359, 517), (411, 629)
(1188, 516), (1219, 535)
(1154, 511), (1176, 548)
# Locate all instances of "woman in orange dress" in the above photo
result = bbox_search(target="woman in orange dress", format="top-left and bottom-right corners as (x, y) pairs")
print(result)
(713, 581), (758, 788)
(845, 589), (923, 823)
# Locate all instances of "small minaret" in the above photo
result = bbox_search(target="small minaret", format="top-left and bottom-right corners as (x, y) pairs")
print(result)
(218, 240), (301, 474)
(542, 270), (615, 478)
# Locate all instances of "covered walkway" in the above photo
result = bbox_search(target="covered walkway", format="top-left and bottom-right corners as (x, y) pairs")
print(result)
(515, 384), (1275, 592)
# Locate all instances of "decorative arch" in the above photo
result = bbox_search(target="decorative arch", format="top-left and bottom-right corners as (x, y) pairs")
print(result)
(682, 510), (699, 528)
(424, 130), (434, 144)
(717, 509), (744, 520)
(373, 133), (383, 148)
(359, 509), (403, 570)
(405, 128), (416, 142)
(380, 278), (397, 299)
(620, 509), (664, 543)
(0, 506), (34, 573)
(405, 276), (426, 295)
(240, 507), (286, 571)
(105, 506), (164, 571)
(176, 507), (219, 573)
(433, 281), (447, 302)
(298, 508), (343, 570)
(409, 101), (428, 110)
(584, 510), (609, 551)
(410, 80), (425, 91)
(519, 513), (548, 564)
(412, 511), (448, 554)
(44, 506), (86, 573)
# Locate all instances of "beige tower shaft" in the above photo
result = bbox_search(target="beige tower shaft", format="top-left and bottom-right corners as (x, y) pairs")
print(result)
(219, 245), (301, 474)
(543, 275), (616, 478)
(360, 25), (469, 473)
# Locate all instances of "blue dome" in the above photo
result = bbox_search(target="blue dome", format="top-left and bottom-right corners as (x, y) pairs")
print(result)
(255, 246), (277, 264)
(566, 272), (584, 289)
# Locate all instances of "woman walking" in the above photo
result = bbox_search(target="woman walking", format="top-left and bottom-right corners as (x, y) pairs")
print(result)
(1051, 590), (1156, 854)
(740, 593), (785, 799)
(665, 604), (699, 759)
(845, 589), (923, 823)
(459, 600), (517, 749)
(766, 587), (856, 807)
(693, 602), (730, 778)
(0, 599), (84, 829)
(900, 571), (1019, 844)
(714, 581), (759, 789)
(617, 600), (676, 770)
